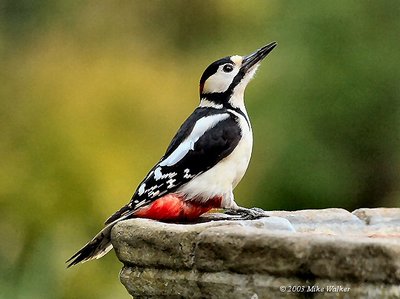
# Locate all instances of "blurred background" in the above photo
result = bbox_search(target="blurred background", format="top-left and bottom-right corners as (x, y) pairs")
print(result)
(0, 1), (399, 298)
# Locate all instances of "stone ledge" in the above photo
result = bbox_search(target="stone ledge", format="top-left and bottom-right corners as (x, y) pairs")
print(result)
(111, 208), (400, 298)
(120, 267), (400, 299)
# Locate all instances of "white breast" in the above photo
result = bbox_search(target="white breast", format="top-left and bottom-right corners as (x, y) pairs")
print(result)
(177, 110), (253, 208)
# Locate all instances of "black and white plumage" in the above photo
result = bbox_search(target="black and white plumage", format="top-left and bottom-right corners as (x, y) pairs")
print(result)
(105, 107), (242, 224)
(67, 41), (277, 267)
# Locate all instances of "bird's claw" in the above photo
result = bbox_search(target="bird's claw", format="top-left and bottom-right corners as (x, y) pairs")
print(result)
(224, 207), (269, 220)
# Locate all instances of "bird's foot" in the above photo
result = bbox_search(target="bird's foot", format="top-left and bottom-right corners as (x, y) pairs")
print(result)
(224, 207), (269, 220)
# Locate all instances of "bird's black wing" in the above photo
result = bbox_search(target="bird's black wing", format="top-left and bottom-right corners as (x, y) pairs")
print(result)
(163, 107), (224, 157)
(105, 107), (241, 224)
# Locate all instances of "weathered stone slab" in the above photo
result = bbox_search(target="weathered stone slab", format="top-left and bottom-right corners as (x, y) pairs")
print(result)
(112, 219), (238, 269)
(353, 208), (400, 225)
(111, 208), (400, 298)
(353, 208), (400, 237)
(120, 266), (400, 299)
(120, 266), (306, 298)
(194, 228), (305, 275)
(111, 216), (295, 269)
(268, 208), (365, 234)
(306, 235), (400, 283)
(195, 226), (400, 283)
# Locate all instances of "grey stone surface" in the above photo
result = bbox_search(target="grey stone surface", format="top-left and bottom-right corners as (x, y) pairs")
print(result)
(120, 267), (400, 299)
(111, 208), (400, 298)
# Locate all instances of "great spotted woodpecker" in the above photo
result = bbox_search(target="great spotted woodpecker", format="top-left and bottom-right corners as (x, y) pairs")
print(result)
(67, 41), (277, 267)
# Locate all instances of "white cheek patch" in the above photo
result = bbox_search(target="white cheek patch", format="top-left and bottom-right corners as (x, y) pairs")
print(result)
(203, 64), (240, 94)
(203, 72), (233, 93)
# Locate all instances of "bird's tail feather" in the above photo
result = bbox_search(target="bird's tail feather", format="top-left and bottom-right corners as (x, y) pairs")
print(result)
(104, 203), (131, 225)
(66, 214), (131, 268)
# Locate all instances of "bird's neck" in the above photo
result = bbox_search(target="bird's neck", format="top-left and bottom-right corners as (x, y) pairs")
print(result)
(227, 91), (247, 114)
(199, 98), (224, 109)
(199, 91), (246, 113)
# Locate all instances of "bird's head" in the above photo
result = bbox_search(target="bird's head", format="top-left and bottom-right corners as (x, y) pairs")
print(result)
(199, 41), (277, 109)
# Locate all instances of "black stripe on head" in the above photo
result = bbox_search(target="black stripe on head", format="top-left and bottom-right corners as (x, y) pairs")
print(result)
(199, 57), (231, 94)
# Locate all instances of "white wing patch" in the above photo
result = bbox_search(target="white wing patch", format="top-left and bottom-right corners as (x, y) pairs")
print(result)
(154, 166), (177, 181)
(147, 185), (162, 198)
(138, 183), (146, 196)
(154, 167), (162, 180)
(166, 178), (176, 188)
(160, 113), (230, 167)
(183, 168), (194, 179)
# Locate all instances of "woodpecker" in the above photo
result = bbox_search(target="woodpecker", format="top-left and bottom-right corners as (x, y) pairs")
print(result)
(67, 41), (277, 267)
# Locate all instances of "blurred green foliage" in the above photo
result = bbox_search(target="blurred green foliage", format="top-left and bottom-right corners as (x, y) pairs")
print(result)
(0, 1), (399, 298)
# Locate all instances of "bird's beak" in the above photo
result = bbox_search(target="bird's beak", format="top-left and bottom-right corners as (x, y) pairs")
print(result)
(241, 41), (277, 73)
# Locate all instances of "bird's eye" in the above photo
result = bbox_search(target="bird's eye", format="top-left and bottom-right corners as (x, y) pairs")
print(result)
(223, 64), (234, 73)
